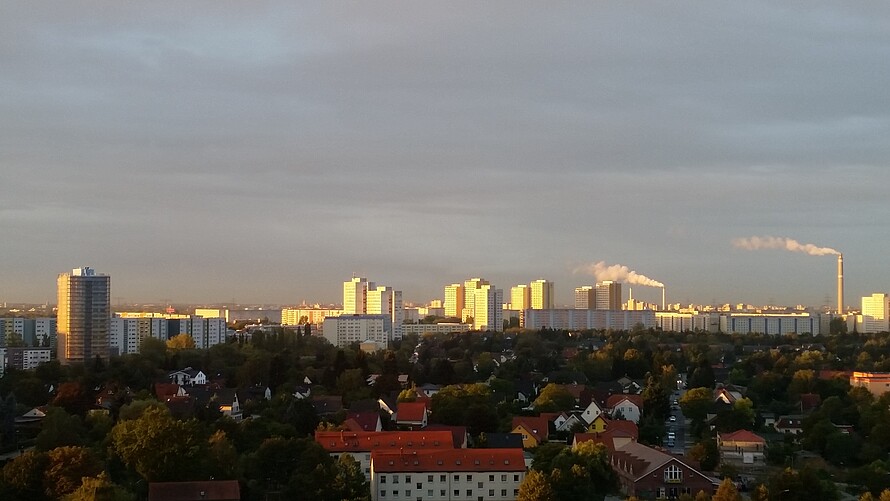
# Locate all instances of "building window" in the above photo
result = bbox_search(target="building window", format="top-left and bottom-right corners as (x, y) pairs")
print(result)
(380, 491), (386, 497)
(406, 475), (411, 483)
(514, 474), (519, 482)
(664, 464), (683, 483)
(393, 476), (399, 484)
(440, 475), (446, 482)
(440, 490), (446, 497)
(427, 490), (433, 497)
(466, 490), (472, 497)
(454, 475), (459, 482)
(466, 475), (472, 482)
(501, 489), (507, 496)
(380, 476), (386, 484)
(501, 474), (507, 482)
(416, 483), (421, 489)
(489, 489), (494, 496)
(489, 475), (495, 482)
(428, 475), (434, 482)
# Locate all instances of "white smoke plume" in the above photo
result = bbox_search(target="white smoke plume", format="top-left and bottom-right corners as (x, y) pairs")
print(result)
(574, 261), (664, 288)
(731, 236), (840, 256)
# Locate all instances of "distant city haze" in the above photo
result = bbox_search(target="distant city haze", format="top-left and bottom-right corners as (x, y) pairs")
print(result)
(2, 3), (889, 307)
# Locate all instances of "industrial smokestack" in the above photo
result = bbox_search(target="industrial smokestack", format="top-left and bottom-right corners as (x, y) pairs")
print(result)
(837, 254), (844, 314)
(661, 286), (665, 311)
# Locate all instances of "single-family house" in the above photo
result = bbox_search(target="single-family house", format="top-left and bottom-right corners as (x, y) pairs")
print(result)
(395, 401), (429, 429)
(511, 416), (549, 449)
(607, 394), (644, 424)
(717, 430), (766, 465)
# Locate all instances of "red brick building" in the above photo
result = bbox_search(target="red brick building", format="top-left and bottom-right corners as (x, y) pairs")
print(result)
(609, 439), (718, 499)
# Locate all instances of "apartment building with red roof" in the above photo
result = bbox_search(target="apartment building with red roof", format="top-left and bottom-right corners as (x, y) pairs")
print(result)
(370, 449), (526, 501)
(315, 430), (455, 480)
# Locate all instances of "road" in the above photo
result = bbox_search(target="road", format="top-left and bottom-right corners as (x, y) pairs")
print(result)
(663, 374), (689, 455)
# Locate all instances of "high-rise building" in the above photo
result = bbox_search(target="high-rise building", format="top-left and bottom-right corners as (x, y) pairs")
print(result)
(344, 277), (375, 314)
(574, 286), (595, 309)
(444, 283), (465, 319)
(596, 281), (622, 310)
(463, 278), (489, 322)
(57, 267), (110, 364)
(510, 284), (530, 311)
(473, 284), (503, 332)
(860, 293), (890, 333)
(530, 279), (554, 310)
(367, 285), (404, 340)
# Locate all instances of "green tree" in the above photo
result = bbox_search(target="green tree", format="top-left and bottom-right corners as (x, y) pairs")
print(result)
(35, 407), (87, 451)
(1, 449), (49, 500)
(517, 469), (556, 501)
(331, 453), (369, 501)
(110, 406), (207, 482)
(750, 484), (769, 501)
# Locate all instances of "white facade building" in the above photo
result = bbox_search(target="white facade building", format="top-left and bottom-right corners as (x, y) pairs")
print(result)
(110, 317), (168, 355)
(473, 284), (503, 332)
(530, 279), (554, 310)
(344, 277), (374, 314)
(719, 313), (820, 336)
(368, 286), (404, 340)
(524, 309), (656, 331)
(859, 293), (890, 333)
(323, 314), (391, 348)
(402, 323), (472, 336)
(281, 307), (342, 326)
(444, 284), (465, 319)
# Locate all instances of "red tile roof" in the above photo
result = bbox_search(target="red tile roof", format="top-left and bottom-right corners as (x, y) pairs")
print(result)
(511, 416), (549, 442)
(372, 449), (526, 473)
(603, 418), (639, 439)
(719, 430), (765, 444)
(606, 394), (644, 409)
(315, 431), (454, 453)
(155, 383), (180, 400)
(423, 424), (468, 448)
(396, 401), (428, 423)
(343, 411), (380, 432)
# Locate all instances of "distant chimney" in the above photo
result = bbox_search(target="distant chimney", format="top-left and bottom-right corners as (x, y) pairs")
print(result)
(837, 254), (844, 314)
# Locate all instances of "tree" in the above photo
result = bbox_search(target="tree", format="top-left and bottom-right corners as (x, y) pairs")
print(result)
(35, 406), (87, 451)
(166, 333), (195, 351)
(679, 387), (713, 428)
(44, 446), (103, 499)
(750, 484), (769, 501)
(533, 384), (576, 412)
(517, 469), (556, 501)
(52, 381), (94, 417)
(1, 449), (49, 500)
(110, 406), (207, 482)
(63, 472), (136, 501)
(331, 454), (369, 501)
(712, 478), (741, 501)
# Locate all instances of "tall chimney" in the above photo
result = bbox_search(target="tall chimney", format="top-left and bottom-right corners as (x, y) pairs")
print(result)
(837, 254), (844, 314)
(661, 286), (666, 311)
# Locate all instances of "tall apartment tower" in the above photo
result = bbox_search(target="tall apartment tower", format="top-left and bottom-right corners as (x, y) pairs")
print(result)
(463, 278), (489, 322)
(57, 267), (110, 364)
(367, 285), (404, 340)
(860, 293), (890, 333)
(574, 286), (595, 309)
(444, 283), (465, 319)
(530, 279), (554, 309)
(343, 277), (374, 314)
(595, 281), (622, 310)
(510, 284), (530, 311)
(473, 284), (503, 332)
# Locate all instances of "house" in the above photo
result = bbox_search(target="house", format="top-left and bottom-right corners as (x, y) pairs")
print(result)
(395, 401), (429, 429)
(539, 412), (569, 431)
(424, 424), (469, 449)
(482, 433), (524, 449)
(514, 380), (538, 404)
(581, 399), (605, 424)
(311, 395), (344, 417)
(167, 367), (207, 386)
(558, 413), (587, 432)
(775, 415), (805, 434)
(15, 407), (47, 425)
(344, 411), (383, 432)
(185, 387), (243, 422)
(585, 415), (639, 440)
(511, 416), (549, 449)
(155, 383), (186, 401)
(417, 383), (441, 398)
(315, 430), (455, 480)
(609, 438), (720, 499)
(148, 480), (240, 501)
(573, 427), (636, 451)
(714, 385), (745, 405)
(293, 384), (311, 400)
(607, 394), (644, 424)
(798, 393), (822, 413)
(717, 430), (766, 465)
(370, 449), (526, 501)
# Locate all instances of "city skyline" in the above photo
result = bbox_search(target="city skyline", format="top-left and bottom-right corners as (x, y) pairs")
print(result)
(2, 3), (890, 307)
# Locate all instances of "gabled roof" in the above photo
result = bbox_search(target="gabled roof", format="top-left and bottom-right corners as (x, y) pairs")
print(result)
(311, 395), (344, 416)
(155, 383), (181, 400)
(424, 424), (468, 448)
(396, 401), (428, 423)
(344, 411), (380, 432)
(719, 430), (765, 444)
(611, 440), (718, 485)
(511, 416), (549, 442)
(315, 430), (454, 453)
(372, 449), (525, 473)
(483, 433), (523, 449)
(606, 394), (644, 410)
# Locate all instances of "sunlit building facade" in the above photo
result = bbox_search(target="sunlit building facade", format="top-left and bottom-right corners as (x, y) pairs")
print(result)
(57, 267), (110, 364)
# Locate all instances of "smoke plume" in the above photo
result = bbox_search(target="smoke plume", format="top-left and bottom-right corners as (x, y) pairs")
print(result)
(574, 261), (664, 288)
(731, 236), (840, 256)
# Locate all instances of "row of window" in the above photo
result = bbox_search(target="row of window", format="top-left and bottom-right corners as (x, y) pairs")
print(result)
(379, 474), (520, 484)
(380, 488), (518, 498)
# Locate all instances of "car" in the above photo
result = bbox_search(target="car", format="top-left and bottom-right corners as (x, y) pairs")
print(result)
(669, 415), (677, 422)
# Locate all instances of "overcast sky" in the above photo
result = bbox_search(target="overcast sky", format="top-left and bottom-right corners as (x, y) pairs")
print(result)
(2, 2), (889, 308)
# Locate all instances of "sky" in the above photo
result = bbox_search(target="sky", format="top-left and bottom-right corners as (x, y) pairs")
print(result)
(2, 2), (889, 308)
